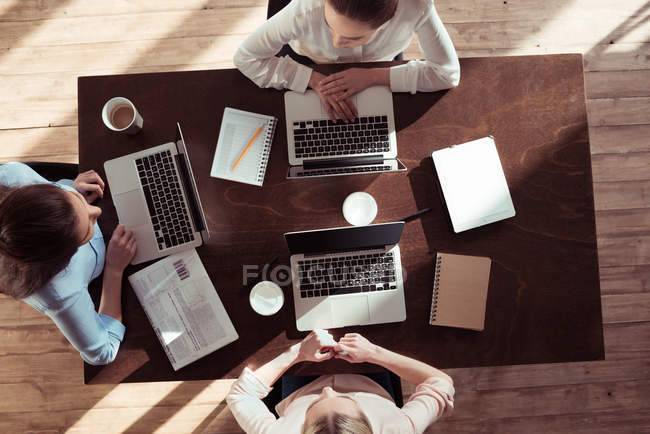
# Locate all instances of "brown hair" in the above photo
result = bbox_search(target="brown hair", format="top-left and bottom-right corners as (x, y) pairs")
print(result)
(302, 412), (373, 434)
(326, 0), (398, 29)
(0, 183), (80, 299)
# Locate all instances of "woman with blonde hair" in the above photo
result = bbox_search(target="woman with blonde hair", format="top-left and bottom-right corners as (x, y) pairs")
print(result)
(227, 330), (454, 433)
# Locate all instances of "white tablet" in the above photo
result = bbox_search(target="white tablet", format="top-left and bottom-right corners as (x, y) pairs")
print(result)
(431, 136), (515, 233)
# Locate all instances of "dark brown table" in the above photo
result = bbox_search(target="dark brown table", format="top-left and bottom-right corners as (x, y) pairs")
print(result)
(79, 55), (603, 384)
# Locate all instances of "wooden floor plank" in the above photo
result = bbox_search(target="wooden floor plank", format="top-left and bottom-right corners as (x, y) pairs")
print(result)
(583, 43), (650, 72)
(603, 293), (650, 324)
(604, 322), (650, 360)
(586, 70), (650, 99)
(4, 12), (648, 50)
(437, 0), (650, 23)
(594, 180), (650, 211)
(0, 0), (266, 22)
(591, 152), (650, 182)
(447, 19), (649, 51)
(0, 295), (52, 326)
(0, 379), (232, 412)
(1, 404), (242, 434)
(445, 359), (650, 391)
(2, 0), (645, 23)
(446, 380), (650, 421)
(431, 410), (650, 434)
(0, 7), (267, 48)
(588, 97), (650, 127)
(596, 208), (650, 237)
(589, 125), (650, 155)
(0, 35), (244, 76)
(0, 326), (76, 356)
(597, 235), (650, 267)
(596, 209), (650, 266)
(0, 352), (81, 384)
(599, 264), (650, 295)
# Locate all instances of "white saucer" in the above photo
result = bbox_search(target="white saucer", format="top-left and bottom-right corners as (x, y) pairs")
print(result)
(250, 281), (284, 316)
(342, 192), (378, 226)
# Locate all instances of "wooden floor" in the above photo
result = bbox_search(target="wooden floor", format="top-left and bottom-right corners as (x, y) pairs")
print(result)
(1, 0), (648, 432)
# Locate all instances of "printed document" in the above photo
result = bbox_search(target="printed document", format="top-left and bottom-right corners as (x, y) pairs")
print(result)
(128, 249), (238, 370)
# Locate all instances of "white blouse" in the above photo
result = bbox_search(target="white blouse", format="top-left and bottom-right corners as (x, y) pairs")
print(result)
(226, 368), (455, 433)
(234, 0), (460, 94)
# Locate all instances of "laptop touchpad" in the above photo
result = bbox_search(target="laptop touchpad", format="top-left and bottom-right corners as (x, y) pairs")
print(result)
(115, 190), (149, 227)
(331, 296), (370, 326)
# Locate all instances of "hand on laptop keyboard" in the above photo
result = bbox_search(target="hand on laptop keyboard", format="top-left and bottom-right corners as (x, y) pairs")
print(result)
(319, 67), (384, 102)
(309, 70), (357, 123)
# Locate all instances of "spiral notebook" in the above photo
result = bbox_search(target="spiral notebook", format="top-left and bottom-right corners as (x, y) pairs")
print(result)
(429, 252), (491, 331)
(210, 107), (277, 186)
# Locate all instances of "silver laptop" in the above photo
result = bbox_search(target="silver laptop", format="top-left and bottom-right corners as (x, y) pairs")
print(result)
(284, 222), (407, 331)
(284, 86), (406, 178)
(104, 123), (209, 265)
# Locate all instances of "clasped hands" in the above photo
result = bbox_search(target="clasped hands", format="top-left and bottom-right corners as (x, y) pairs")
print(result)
(293, 329), (376, 364)
(310, 68), (375, 123)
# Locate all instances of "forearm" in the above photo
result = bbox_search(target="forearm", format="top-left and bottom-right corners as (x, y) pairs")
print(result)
(253, 344), (301, 386)
(368, 346), (452, 386)
(98, 267), (123, 322)
(369, 67), (390, 87)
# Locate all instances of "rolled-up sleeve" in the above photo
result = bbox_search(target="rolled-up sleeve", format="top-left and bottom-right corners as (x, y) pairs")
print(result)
(233, 2), (313, 92)
(390, 3), (460, 93)
(401, 376), (455, 432)
(226, 367), (278, 433)
(47, 288), (125, 365)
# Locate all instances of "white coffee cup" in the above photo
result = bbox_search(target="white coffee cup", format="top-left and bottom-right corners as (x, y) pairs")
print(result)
(342, 192), (378, 226)
(101, 97), (143, 135)
(250, 281), (284, 316)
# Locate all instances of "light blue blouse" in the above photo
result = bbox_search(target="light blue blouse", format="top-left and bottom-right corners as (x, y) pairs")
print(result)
(0, 162), (125, 365)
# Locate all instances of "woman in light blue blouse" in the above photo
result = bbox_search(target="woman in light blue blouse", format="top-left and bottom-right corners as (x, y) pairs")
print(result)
(0, 162), (136, 365)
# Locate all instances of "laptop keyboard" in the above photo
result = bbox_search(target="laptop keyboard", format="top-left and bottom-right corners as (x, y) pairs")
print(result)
(297, 251), (396, 299)
(295, 165), (392, 177)
(136, 150), (195, 251)
(292, 116), (390, 159)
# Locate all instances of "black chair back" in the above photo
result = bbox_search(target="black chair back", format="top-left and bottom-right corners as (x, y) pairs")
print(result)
(24, 162), (79, 182)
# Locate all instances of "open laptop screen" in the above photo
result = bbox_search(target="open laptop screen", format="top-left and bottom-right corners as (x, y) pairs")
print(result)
(285, 222), (404, 255)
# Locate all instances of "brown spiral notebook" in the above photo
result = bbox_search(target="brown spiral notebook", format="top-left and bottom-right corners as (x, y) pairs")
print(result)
(429, 252), (492, 331)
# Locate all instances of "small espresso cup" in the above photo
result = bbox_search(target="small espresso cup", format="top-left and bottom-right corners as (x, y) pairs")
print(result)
(101, 97), (143, 135)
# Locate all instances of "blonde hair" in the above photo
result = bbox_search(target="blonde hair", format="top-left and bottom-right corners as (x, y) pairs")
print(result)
(302, 412), (372, 434)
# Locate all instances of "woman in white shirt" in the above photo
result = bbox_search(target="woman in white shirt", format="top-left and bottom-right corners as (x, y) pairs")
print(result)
(226, 330), (454, 433)
(234, 0), (460, 123)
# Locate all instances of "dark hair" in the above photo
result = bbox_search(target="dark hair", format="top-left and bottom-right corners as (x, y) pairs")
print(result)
(302, 412), (372, 434)
(326, 0), (398, 29)
(0, 183), (80, 298)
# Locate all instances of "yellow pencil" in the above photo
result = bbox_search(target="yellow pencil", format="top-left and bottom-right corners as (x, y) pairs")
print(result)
(232, 124), (264, 170)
